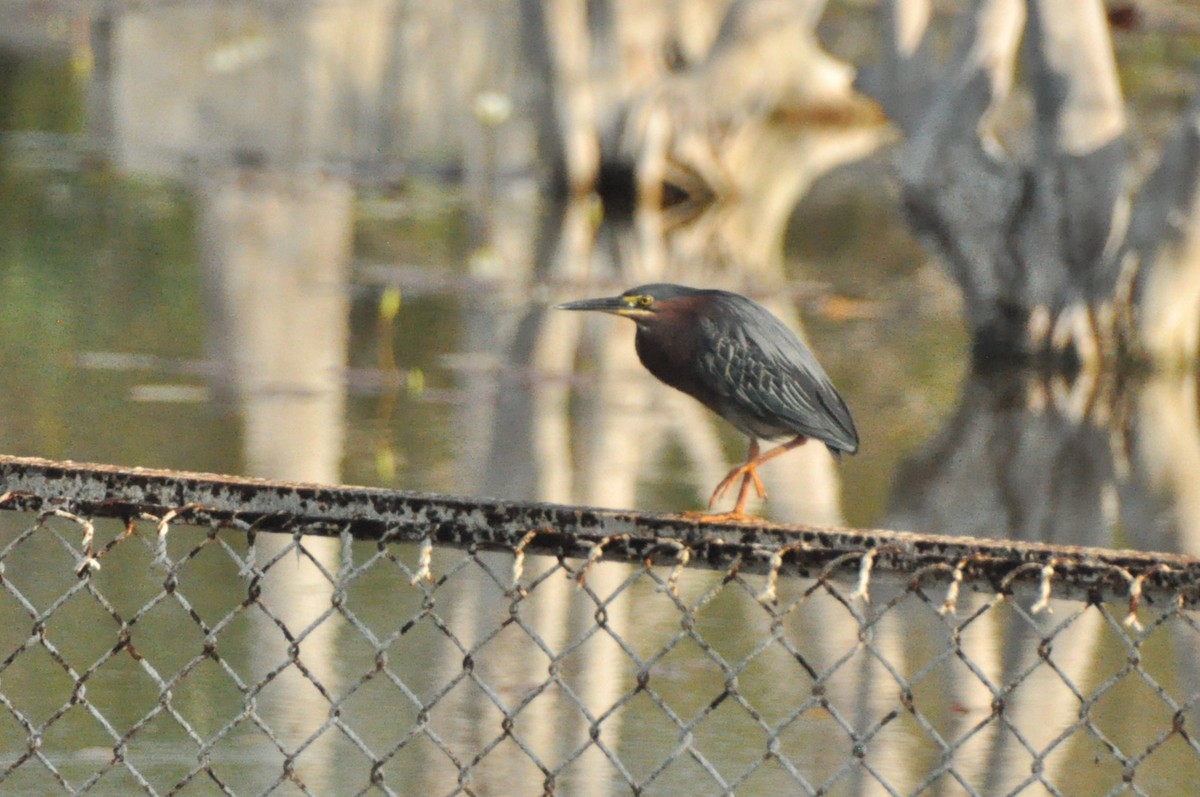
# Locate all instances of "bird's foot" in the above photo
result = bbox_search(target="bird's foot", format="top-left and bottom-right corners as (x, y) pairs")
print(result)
(708, 464), (766, 507)
(682, 510), (764, 524)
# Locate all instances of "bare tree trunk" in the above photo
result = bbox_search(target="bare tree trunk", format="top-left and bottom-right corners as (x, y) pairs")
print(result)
(867, 0), (1200, 369)
(624, 0), (881, 209)
(518, 0), (590, 198)
(868, 0), (1128, 364)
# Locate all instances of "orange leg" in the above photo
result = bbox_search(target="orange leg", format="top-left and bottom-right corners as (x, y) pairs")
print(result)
(724, 439), (764, 516)
(706, 435), (809, 517)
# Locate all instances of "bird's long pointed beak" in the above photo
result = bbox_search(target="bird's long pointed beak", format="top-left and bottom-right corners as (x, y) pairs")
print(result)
(554, 295), (627, 314)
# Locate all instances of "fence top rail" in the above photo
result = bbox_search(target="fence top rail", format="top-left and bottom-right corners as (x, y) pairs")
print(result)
(0, 454), (1197, 608)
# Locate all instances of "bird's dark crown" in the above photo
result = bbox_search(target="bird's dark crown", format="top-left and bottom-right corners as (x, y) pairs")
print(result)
(555, 283), (711, 322)
(616, 284), (708, 317)
(554, 282), (705, 316)
(619, 284), (704, 303)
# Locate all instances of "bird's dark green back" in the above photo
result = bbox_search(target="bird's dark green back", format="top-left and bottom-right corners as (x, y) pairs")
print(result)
(626, 286), (859, 455)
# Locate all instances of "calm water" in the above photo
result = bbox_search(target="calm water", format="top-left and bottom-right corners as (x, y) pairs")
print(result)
(0, 13), (966, 535)
(2, 4), (1200, 795)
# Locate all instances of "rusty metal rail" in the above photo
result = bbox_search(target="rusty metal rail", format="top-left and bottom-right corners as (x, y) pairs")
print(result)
(1, 454), (1197, 608)
(2, 455), (1200, 795)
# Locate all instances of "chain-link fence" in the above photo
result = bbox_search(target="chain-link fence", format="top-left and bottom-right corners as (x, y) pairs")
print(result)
(1, 455), (1199, 796)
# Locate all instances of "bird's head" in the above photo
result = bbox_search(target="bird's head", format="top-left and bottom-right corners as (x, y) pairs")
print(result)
(555, 284), (702, 324)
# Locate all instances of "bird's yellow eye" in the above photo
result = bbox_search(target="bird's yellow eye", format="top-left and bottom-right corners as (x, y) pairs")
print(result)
(636, 295), (654, 307)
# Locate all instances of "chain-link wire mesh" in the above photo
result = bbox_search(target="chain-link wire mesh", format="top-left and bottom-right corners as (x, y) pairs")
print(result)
(1, 456), (1199, 796)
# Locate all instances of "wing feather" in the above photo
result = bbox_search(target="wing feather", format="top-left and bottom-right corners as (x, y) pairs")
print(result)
(693, 293), (858, 453)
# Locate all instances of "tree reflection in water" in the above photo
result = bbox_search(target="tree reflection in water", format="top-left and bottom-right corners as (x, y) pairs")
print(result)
(4, 0), (1200, 793)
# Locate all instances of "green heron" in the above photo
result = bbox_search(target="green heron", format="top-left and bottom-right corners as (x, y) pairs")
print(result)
(557, 284), (858, 518)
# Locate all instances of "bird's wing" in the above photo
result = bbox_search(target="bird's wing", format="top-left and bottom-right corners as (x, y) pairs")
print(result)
(694, 300), (859, 453)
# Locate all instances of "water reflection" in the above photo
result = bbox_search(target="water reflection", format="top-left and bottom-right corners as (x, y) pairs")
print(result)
(90, 9), (380, 792)
(200, 168), (352, 482)
(2, 2), (1200, 795)
(887, 369), (1200, 556)
(887, 372), (1120, 548)
(4, 511), (1197, 795)
(474, 206), (856, 525)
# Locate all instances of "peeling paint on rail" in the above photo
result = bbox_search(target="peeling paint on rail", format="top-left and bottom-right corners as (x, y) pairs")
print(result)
(1, 455), (1199, 608)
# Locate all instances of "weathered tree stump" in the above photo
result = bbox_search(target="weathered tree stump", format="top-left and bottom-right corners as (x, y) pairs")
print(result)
(863, 0), (1200, 369)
